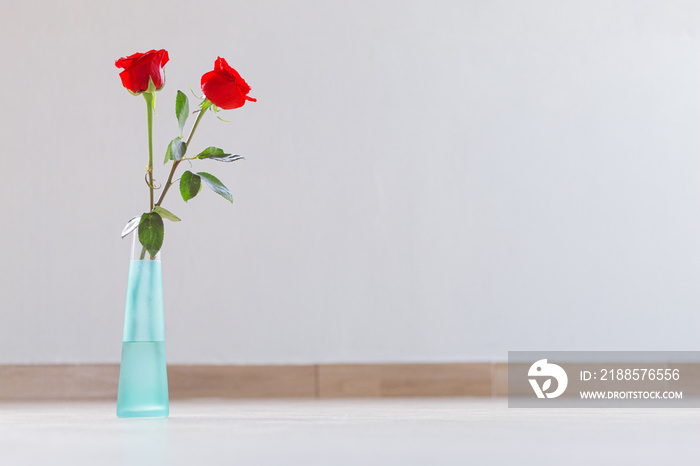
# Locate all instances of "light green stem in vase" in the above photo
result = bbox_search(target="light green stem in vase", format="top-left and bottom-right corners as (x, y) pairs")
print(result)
(144, 92), (155, 211)
(139, 92), (156, 261)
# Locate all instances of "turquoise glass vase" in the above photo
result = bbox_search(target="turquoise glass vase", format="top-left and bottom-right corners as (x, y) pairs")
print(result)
(117, 231), (169, 418)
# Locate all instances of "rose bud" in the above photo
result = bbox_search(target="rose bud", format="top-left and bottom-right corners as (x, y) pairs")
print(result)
(200, 57), (257, 110)
(115, 49), (170, 95)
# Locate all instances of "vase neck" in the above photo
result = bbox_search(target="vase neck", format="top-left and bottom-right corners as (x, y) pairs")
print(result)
(129, 227), (162, 262)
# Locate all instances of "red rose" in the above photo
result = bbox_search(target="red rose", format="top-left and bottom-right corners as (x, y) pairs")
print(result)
(200, 57), (257, 110)
(115, 49), (169, 94)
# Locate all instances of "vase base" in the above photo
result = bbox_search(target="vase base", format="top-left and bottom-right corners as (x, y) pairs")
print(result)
(117, 341), (169, 419)
(117, 407), (169, 419)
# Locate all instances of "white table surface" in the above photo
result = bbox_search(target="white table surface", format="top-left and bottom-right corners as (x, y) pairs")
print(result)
(1, 398), (698, 465)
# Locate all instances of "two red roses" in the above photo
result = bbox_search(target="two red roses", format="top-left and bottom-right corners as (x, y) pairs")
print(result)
(115, 49), (256, 109)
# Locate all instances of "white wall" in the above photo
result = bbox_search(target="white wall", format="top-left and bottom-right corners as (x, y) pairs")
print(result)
(1, 0), (700, 364)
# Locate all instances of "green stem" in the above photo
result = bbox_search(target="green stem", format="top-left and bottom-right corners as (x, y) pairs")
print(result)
(144, 92), (155, 211)
(155, 100), (211, 207)
(186, 100), (209, 147)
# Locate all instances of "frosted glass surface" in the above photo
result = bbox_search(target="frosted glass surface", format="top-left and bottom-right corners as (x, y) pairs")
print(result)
(117, 342), (169, 418)
(122, 260), (164, 342)
(117, 259), (169, 418)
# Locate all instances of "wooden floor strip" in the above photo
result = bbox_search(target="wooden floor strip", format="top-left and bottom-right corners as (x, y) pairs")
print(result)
(0, 365), (120, 400)
(168, 365), (316, 399)
(317, 363), (491, 397)
(0, 363), (497, 400)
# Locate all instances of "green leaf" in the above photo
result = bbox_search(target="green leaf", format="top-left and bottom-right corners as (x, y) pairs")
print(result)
(180, 170), (202, 202)
(176, 90), (189, 135)
(195, 146), (225, 158)
(198, 172), (233, 203)
(153, 205), (181, 222)
(138, 212), (164, 257)
(164, 137), (187, 163)
(164, 140), (171, 164)
(195, 146), (244, 163)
